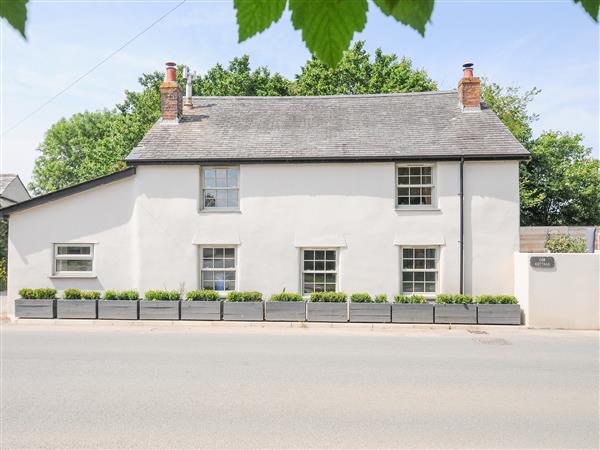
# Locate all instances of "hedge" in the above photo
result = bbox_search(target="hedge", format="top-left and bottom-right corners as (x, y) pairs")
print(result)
(104, 290), (138, 300)
(186, 290), (220, 301)
(18, 288), (57, 299)
(350, 293), (372, 303)
(270, 292), (304, 302)
(476, 295), (518, 304)
(62, 289), (82, 300)
(374, 294), (388, 303)
(144, 290), (181, 301)
(226, 291), (262, 302)
(80, 291), (101, 300)
(435, 294), (473, 304)
(309, 292), (347, 303)
(394, 294), (427, 304)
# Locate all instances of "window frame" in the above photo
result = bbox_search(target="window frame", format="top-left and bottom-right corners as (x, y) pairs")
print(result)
(395, 163), (436, 209)
(301, 248), (338, 296)
(400, 246), (439, 297)
(199, 166), (240, 212)
(199, 246), (238, 293)
(53, 243), (94, 275)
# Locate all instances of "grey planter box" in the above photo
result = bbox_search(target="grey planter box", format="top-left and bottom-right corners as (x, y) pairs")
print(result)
(349, 303), (391, 323)
(265, 301), (306, 321)
(139, 300), (180, 320)
(434, 304), (477, 324)
(180, 301), (222, 321)
(392, 303), (434, 323)
(57, 299), (97, 319)
(306, 302), (348, 322)
(98, 300), (139, 320)
(477, 304), (521, 325)
(223, 302), (263, 321)
(15, 299), (55, 318)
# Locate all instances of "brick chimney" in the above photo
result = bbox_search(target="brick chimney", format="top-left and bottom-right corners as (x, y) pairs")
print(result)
(458, 63), (481, 111)
(160, 62), (182, 122)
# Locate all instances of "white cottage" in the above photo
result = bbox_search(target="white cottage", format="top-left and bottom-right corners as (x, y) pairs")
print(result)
(1, 63), (528, 316)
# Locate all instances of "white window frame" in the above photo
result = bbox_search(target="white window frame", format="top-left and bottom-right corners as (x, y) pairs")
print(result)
(400, 246), (439, 297)
(199, 246), (237, 292)
(396, 163), (436, 209)
(200, 166), (240, 212)
(53, 243), (94, 275)
(301, 248), (338, 295)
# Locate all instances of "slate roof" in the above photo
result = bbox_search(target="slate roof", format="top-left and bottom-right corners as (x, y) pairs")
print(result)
(126, 91), (529, 163)
(0, 174), (17, 193)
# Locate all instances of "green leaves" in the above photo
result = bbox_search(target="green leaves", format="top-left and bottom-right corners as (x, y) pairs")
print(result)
(234, 0), (286, 41)
(0, 0), (28, 38)
(289, 0), (368, 67)
(574, 0), (599, 21)
(373, 0), (434, 36)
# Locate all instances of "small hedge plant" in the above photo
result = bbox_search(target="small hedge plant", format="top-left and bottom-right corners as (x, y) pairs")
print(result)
(394, 294), (427, 304)
(80, 291), (101, 300)
(374, 294), (387, 303)
(545, 234), (587, 253)
(351, 293), (372, 303)
(309, 292), (347, 303)
(476, 295), (518, 304)
(186, 290), (220, 301)
(435, 294), (473, 304)
(18, 288), (57, 299)
(270, 293), (304, 302)
(226, 291), (262, 302)
(144, 290), (181, 301)
(104, 290), (139, 300)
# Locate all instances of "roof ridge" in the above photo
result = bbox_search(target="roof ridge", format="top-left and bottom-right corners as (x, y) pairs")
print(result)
(190, 90), (456, 100)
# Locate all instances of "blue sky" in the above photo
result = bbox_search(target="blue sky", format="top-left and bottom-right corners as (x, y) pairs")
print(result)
(1, 0), (598, 185)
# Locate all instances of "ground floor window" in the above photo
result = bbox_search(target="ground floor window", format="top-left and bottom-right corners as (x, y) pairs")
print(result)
(53, 244), (94, 274)
(401, 247), (437, 294)
(302, 249), (337, 294)
(201, 247), (236, 291)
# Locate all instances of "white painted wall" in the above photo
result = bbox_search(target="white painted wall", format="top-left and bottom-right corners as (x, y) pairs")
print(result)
(7, 161), (521, 317)
(515, 253), (600, 330)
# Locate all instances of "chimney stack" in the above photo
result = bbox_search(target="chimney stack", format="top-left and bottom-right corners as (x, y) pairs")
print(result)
(160, 62), (182, 122)
(458, 63), (480, 111)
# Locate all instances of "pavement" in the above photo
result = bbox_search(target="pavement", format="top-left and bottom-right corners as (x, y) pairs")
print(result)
(1, 322), (599, 449)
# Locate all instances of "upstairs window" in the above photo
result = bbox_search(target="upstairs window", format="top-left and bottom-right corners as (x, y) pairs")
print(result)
(54, 244), (94, 274)
(397, 165), (434, 207)
(201, 167), (239, 210)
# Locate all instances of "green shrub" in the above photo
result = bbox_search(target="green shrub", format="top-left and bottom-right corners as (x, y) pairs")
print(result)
(226, 291), (262, 302)
(20, 288), (58, 299)
(0, 258), (6, 291)
(186, 290), (220, 301)
(104, 290), (139, 300)
(350, 293), (372, 303)
(309, 292), (347, 303)
(545, 234), (587, 253)
(80, 291), (101, 300)
(394, 294), (427, 304)
(18, 288), (35, 299)
(144, 290), (180, 301)
(103, 290), (119, 300)
(270, 292), (304, 302)
(374, 294), (388, 303)
(435, 294), (473, 304)
(62, 288), (82, 300)
(476, 295), (518, 304)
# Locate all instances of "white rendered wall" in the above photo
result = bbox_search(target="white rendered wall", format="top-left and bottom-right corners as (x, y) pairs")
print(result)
(7, 161), (520, 316)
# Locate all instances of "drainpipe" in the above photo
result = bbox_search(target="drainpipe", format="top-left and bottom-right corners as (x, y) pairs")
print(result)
(459, 156), (465, 294)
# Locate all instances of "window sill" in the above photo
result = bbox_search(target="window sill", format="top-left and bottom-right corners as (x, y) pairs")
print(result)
(49, 274), (97, 279)
(395, 207), (440, 212)
(198, 209), (241, 214)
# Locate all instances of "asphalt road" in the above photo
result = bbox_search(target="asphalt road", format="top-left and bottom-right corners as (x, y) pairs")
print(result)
(1, 323), (598, 449)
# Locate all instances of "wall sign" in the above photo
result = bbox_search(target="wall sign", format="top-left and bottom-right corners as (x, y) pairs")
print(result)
(530, 256), (555, 268)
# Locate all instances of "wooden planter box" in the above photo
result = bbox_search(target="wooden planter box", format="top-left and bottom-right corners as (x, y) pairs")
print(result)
(306, 302), (347, 322)
(265, 301), (306, 321)
(349, 303), (391, 323)
(15, 299), (56, 318)
(180, 301), (222, 321)
(477, 304), (521, 325)
(57, 299), (97, 319)
(97, 300), (139, 320)
(139, 300), (180, 320)
(223, 302), (263, 321)
(434, 304), (477, 324)
(391, 303), (434, 323)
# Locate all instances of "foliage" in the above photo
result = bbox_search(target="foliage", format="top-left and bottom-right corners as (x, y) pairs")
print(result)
(62, 288), (81, 299)
(520, 132), (600, 226)
(374, 294), (388, 303)
(435, 294), (473, 304)
(394, 294), (427, 304)
(476, 295), (518, 305)
(309, 292), (347, 303)
(17, 287), (56, 299)
(0, 219), (7, 260)
(0, 258), (6, 291)
(294, 41), (436, 95)
(80, 291), (101, 300)
(350, 293), (372, 303)
(545, 234), (588, 253)
(104, 290), (139, 300)
(144, 290), (181, 301)
(0, 0), (28, 38)
(186, 290), (221, 301)
(270, 292), (304, 302)
(226, 291), (263, 302)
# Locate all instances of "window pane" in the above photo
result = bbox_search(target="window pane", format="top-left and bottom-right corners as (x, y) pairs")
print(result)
(203, 271), (214, 281)
(422, 175), (432, 184)
(409, 175), (421, 184)
(403, 248), (413, 258)
(216, 190), (227, 207)
(422, 196), (432, 205)
(227, 190), (239, 208)
(414, 272), (424, 281)
(425, 283), (436, 293)
(324, 284), (336, 292)
(398, 176), (409, 185)
(403, 282), (413, 292)
(56, 259), (92, 272)
(227, 169), (239, 187)
(57, 246), (90, 256)
(415, 259), (425, 269)
(409, 167), (421, 175)
(426, 249), (436, 258)
(397, 167), (409, 176)
(304, 273), (314, 283)
(202, 280), (214, 290)
(410, 197), (420, 205)
(225, 248), (235, 258)
(425, 272), (436, 281)
(315, 274), (325, 283)
(225, 271), (236, 281)
(214, 248), (224, 258)
(214, 259), (224, 268)
(204, 190), (216, 207)
(203, 169), (216, 187)
(314, 261), (324, 271)
(325, 261), (335, 271)
(415, 249), (425, 258)
(315, 250), (325, 260)
(403, 259), (413, 269)
(325, 273), (336, 283)
(304, 261), (314, 271)
(325, 251), (336, 261)
(304, 250), (314, 260)
(203, 259), (214, 269)
(403, 272), (413, 281)
(426, 260), (436, 269)
(422, 167), (432, 176)
(397, 187), (409, 196)
(414, 283), (425, 292)
(398, 197), (409, 205)
(224, 258), (235, 269)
